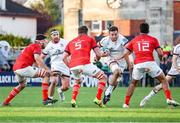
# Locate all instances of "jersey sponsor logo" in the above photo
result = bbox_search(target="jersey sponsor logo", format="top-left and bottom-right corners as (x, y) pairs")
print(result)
(51, 49), (63, 56)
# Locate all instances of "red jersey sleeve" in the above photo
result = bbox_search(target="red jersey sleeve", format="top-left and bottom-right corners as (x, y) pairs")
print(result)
(126, 40), (133, 52)
(33, 44), (41, 55)
(91, 38), (98, 49)
(65, 42), (71, 55)
(153, 38), (161, 49)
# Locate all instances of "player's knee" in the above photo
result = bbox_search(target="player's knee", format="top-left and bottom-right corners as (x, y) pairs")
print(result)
(37, 69), (48, 78)
(62, 86), (69, 91)
(75, 79), (81, 84)
(51, 80), (57, 85)
(113, 69), (121, 77)
(131, 80), (138, 86)
(96, 71), (107, 81)
(19, 82), (26, 89)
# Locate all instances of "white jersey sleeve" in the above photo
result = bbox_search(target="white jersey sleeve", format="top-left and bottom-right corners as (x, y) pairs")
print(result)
(42, 42), (52, 55)
(173, 44), (180, 55)
(173, 44), (180, 66)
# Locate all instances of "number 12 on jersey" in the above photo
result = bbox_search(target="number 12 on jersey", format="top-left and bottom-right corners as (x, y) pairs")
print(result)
(138, 42), (149, 51)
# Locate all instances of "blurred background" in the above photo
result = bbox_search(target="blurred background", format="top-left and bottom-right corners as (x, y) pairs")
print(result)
(0, 0), (180, 87)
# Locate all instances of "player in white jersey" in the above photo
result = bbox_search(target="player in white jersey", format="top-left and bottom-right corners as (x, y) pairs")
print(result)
(41, 29), (70, 105)
(98, 26), (130, 105)
(140, 42), (180, 107)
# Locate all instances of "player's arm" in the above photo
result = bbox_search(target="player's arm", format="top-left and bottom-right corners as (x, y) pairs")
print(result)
(156, 47), (163, 61)
(172, 54), (180, 71)
(115, 48), (131, 61)
(40, 52), (47, 59)
(63, 52), (70, 67)
(94, 47), (109, 58)
(34, 54), (49, 70)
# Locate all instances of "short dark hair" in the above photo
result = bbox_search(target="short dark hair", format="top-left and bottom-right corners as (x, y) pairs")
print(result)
(109, 26), (118, 32)
(36, 34), (46, 40)
(78, 26), (88, 34)
(140, 23), (149, 33)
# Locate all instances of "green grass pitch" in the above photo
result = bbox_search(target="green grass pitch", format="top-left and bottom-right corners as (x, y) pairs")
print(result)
(0, 87), (180, 122)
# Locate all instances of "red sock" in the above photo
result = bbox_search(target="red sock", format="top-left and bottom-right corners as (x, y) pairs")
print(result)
(42, 82), (48, 101)
(124, 96), (131, 105)
(72, 83), (80, 100)
(96, 82), (106, 100)
(3, 87), (20, 104)
(164, 89), (172, 100)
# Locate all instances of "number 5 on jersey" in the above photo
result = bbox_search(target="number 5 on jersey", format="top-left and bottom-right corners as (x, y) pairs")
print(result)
(75, 41), (82, 50)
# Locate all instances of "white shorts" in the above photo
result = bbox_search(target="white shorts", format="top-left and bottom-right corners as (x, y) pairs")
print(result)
(14, 66), (39, 83)
(109, 60), (126, 73)
(132, 61), (162, 80)
(168, 67), (180, 76)
(51, 62), (70, 76)
(70, 63), (101, 80)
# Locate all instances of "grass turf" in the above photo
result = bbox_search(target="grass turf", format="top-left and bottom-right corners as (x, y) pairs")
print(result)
(0, 87), (180, 122)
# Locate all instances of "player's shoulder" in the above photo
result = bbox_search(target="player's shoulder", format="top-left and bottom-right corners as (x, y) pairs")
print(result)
(174, 44), (180, 51)
(45, 41), (53, 48)
(118, 34), (128, 43)
(60, 38), (67, 43)
(145, 34), (158, 41)
(100, 36), (109, 44)
(29, 43), (40, 48)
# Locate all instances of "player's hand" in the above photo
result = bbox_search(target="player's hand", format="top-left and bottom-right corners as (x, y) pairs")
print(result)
(128, 62), (134, 71)
(94, 56), (100, 62)
(177, 67), (180, 73)
(101, 51), (109, 57)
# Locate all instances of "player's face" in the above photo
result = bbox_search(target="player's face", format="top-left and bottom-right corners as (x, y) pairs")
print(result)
(39, 39), (48, 49)
(51, 33), (60, 43)
(109, 31), (118, 42)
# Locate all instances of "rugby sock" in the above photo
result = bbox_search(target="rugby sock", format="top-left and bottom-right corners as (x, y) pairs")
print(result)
(48, 96), (53, 100)
(42, 82), (48, 101)
(105, 85), (114, 96)
(164, 89), (172, 100)
(96, 82), (106, 100)
(124, 95), (131, 105)
(3, 87), (20, 104)
(145, 90), (156, 100)
(72, 83), (80, 100)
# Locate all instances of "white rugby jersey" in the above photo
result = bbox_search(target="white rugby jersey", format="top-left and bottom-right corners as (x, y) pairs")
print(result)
(173, 44), (180, 66)
(99, 34), (128, 59)
(43, 38), (68, 65)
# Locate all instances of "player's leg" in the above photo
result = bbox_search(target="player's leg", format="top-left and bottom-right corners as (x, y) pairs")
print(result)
(123, 64), (143, 108)
(155, 73), (179, 106)
(103, 62), (122, 105)
(56, 66), (70, 101)
(2, 66), (44, 106)
(148, 62), (179, 107)
(58, 76), (70, 101)
(70, 68), (82, 107)
(48, 76), (58, 99)
(140, 75), (173, 107)
(83, 64), (107, 107)
(2, 74), (26, 106)
(123, 79), (139, 108)
(42, 76), (49, 104)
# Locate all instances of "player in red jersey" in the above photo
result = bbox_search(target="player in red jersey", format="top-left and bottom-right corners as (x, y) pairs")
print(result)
(2, 34), (52, 106)
(63, 26), (108, 107)
(116, 23), (179, 108)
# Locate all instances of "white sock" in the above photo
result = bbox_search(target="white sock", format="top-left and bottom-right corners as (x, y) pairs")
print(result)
(154, 84), (162, 93)
(105, 85), (114, 96)
(146, 90), (156, 100)
(48, 96), (53, 99)
(57, 88), (62, 93)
